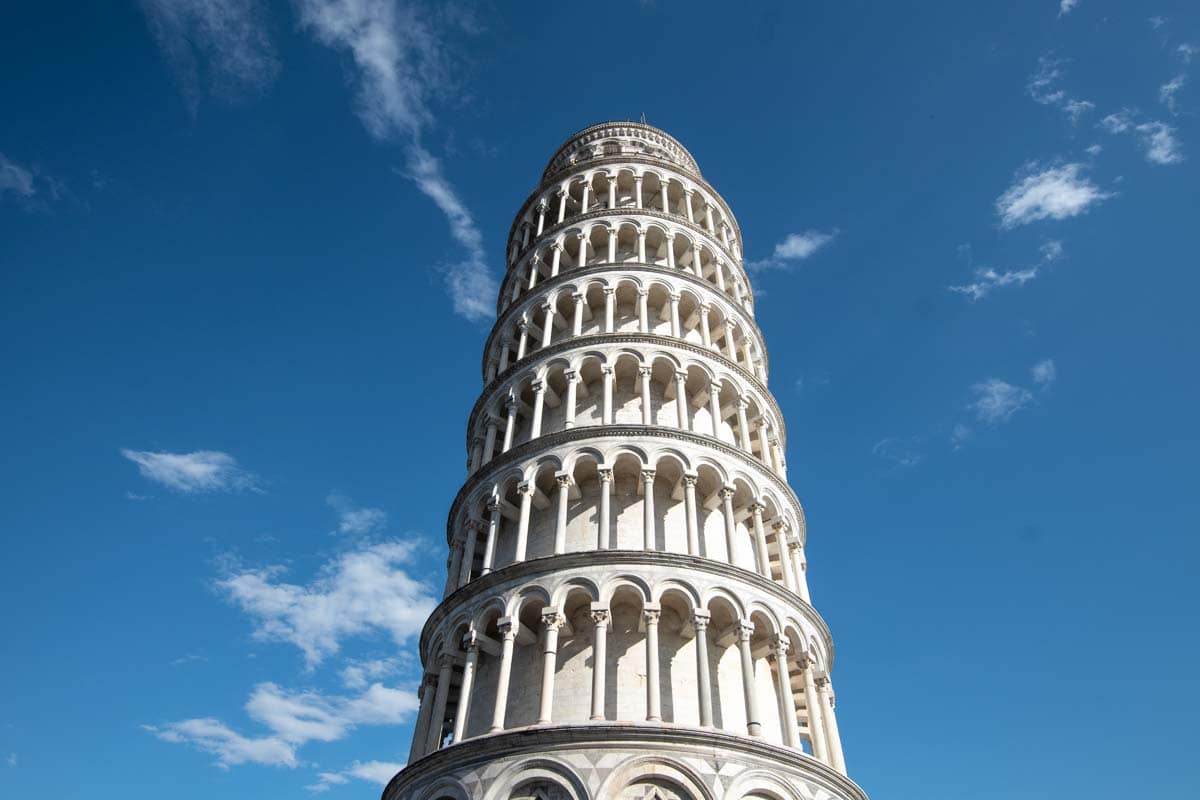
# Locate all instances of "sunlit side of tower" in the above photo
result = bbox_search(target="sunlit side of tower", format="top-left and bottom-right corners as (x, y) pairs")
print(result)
(385, 122), (869, 800)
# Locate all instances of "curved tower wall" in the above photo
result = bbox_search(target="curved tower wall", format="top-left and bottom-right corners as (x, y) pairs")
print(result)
(386, 122), (869, 800)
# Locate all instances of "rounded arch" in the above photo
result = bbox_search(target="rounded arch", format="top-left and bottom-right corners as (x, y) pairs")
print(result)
(594, 755), (715, 800)
(721, 770), (802, 800)
(481, 757), (588, 800)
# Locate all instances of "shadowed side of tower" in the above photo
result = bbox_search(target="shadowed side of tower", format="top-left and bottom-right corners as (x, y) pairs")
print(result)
(385, 122), (869, 800)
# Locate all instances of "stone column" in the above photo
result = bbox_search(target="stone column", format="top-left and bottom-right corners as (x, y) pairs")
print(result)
(589, 608), (610, 720)
(771, 637), (799, 748)
(674, 370), (689, 430)
(643, 607), (662, 721)
(637, 229), (647, 263)
(669, 293), (681, 337)
(452, 632), (480, 742)
(527, 258), (540, 290)
(514, 481), (534, 563)
(444, 540), (461, 597)
(537, 611), (564, 724)
(408, 672), (437, 762)
(469, 437), (483, 473)
(736, 620), (762, 737)
(736, 398), (752, 451)
(607, 176), (617, 209)
(489, 620), (517, 733)
(705, 205), (716, 233)
(750, 502), (772, 579)
(540, 303), (554, 348)
(597, 467), (612, 549)
(564, 369), (578, 429)
(556, 189), (567, 223)
(458, 520), (479, 587)
(530, 380), (547, 439)
(817, 676), (847, 774)
(637, 288), (649, 332)
(551, 243), (562, 277)
(682, 473), (700, 556)
(641, 469), (657, 550)
(603, 287), (615, 333)
(800, 654), (829, 761)
(481, 498), (500, 575)
(601, 365), (614, 425)
(425, 653), (454, 753)
(498, 341), (510, 373)
(482, 418), (498, 464)
(775, 521), (797, 593)
(661, 182), (670, 213)
(606, 226), (617, 264)
(553, 472), (571, 555)
(699, 304), (712, 348)
(720, 487), (738, 566)
(684, 189), (695, 223)
(708, 382), (724, 437)
(535, 199), (547, 235)
(502, 397), (518, 453)
(633, 175), (643, 208)
(790, 538), (811, 603)
(692, 611), (713, 727)
(666, 235), (676, 269)
(516, 320), (529, 360)
(643, 367), (652, 424)
(579, 179), (590, 214)
(725, 322), (739, 361)
(576, 232), (588, 268)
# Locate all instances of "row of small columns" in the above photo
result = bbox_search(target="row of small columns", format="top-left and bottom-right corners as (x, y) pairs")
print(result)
(444, 475), (810, 600)
(489, 289), (759, 382)
(471, 377), (785, 475)
(408, 613), (846, 775)
(512, 177), (739, 263)
(518, 231), (748, 307)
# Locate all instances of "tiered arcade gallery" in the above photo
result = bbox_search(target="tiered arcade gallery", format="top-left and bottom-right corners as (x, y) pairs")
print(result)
(386, 123), (870, 800)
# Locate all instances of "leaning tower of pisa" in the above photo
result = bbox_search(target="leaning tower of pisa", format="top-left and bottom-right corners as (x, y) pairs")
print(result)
(385, 122), (869, 800)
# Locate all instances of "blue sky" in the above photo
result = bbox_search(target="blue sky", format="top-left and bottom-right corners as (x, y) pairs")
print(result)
(2, 1), (1198, 798)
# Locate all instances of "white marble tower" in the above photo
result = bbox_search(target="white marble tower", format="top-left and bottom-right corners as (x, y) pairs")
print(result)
(385, 122), (869, 800)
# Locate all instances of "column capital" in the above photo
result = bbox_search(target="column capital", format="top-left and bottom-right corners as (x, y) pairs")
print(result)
(555, 188), (567, 198)
(601, 365), (614, 377)
(532, 379), (547, 394)
(498, 619), (517, 640)
(436, 651), (456, 670)
(597, 467), (613, 483)
(735, 619), (755, 642)
(699, 302), (711, 314)
(691, 609), (711, 631)
(517, 481), (534, 496)
(633, 174), (643, 183)
(815, 674), (832, 691)
(555, 473), (572, 489)
(669, 291), (681, 302)
(536, 197), (548, 211)
(748, 501), (767, 515)
(575, 231), (588, 241)
(770, 636), (790, 658)
(590, 608), (610, 627)
(638, 365), (653, 378)
(674, 369), (688, 382)
(736, 396), (750, 409)
(642, 608), (661, 625)
(461, 630), (480, 653)
(640, 468), (656, 483)
(486, 497), (501, 513)
(564, 368), (579, 382)
(517, 318), (530, 333)
(421, 671), (439, 689)
(682, 472), (699, 487)
(772, 519), (790, 534)
(552, 242), (564, 252)
(603, 285), (616, 296)
(637, 287), (649, 296)
(719, 485), (736, 500)
(541, 610), (565, 631)
(504, 396), (518, 414)
(539, 301), (553, 314)
(571, 290), (585, 301)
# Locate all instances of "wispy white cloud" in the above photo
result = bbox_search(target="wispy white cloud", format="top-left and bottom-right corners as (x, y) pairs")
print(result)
(340, 657), (403, 689)
(1100, 110), (1185, 165)
(1160, 74), (1186, 112)
(950, 423), (973, 452)
(1027, 56), (1093, 123)
(1179, 44), (1198, 64)
(146, 681), (416, 770)
(1135, 121), (1184, 165)
(969, 379), (1034, 424)
(747, 230), (837, 271)
(5, 753), (16, 768)
(1058, 0), (1079, 16)
(0, 153), (35, 198)
(139, 0), (279, 111)
(308, 759), (404, 792)
(1148, 16), (1167, 30)
(218, 539), (436, 666)
(949, 240), (1062, 301)
(143, 718), (297, 768)
(121, 449), (262, 493)
(292, 0), (497, 322)
(872, 437), (924, 469)
(1032, 358), (1057, 386)
(1085, 143), (1103, 156)
(325, 492), (387, 535)
(996, 163), (1111, 228)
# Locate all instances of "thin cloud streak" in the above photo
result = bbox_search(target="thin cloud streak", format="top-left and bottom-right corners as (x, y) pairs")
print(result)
(995, 163), (1110, 228)
(748, 229), (837, 271)
(293, 0), (497, 321)
(121, 449), (262, 493)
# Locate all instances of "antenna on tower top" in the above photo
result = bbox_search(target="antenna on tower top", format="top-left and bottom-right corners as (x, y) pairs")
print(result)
(640, 112), (646, 124)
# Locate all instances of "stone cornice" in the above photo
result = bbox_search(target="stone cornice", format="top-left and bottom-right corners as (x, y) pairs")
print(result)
(448, 426), (806, 542)
(505, 167), (744, 271)
(385, 724), (868, 800)
(419, 549), (833, 668)
(543, 121), (702, 178)
(486, 264), (769, 380)
(501, 206), (749, 299)
(467, 333), (785, 453)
